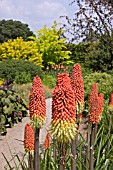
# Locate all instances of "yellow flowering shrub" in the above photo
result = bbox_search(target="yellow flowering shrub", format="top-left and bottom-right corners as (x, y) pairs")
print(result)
(0, 78), (4, 86)
(29, 21), (72, 67)
(0, 37), (42, 67)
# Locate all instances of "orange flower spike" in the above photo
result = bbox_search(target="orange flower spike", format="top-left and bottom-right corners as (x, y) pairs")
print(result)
(50, 73), (77, 143)
(109, 91), (113, 106)
(29, 76), (46, 129)
(88, 84), (104, 124)
(71, 64), (84, 114)
(98, 93), (104, 115)
(44, 133), (50, 150)
(24, 123), (34, 153)
(88, 84), (99, 124)
(88, 84), (98, 107)
(108, 91), (113, 112)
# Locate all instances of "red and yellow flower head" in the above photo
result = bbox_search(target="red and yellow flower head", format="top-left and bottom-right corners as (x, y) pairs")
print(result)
(24, 123), (34, 153)
(43, 132), (50, 150)
(29, 76), (46, 129)
(50, 73), (77, 143)
(71, 64), (84, 115)
(108, 91), (113, 112)
(88, 84), (104, 124)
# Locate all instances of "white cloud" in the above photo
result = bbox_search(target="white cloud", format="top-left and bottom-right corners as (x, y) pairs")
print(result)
(0, 0), (68, 32)
(36, 1), (67, 18)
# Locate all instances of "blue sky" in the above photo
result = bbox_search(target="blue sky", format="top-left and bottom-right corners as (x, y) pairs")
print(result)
(0, 0), (76, 33)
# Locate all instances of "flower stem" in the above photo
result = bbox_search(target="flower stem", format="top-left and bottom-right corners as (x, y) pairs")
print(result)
(29, 152), (34, 170)
(71, 139), (76, 170)
(58, 144), (66, 170)
(86, 123), (91, 169)
(34, 128), (40, 170)
(90, 125), (95, 170)
(108, 113), (112, 150)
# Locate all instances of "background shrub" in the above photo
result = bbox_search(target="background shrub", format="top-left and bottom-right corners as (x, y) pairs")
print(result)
(0, 37), (42, 66)
(42, 74), (56, 89)
(15, 72), (32, 84)
(0, 82), (27, 134)
(0, 59), (43, 83)
(84, 72), (113, 101)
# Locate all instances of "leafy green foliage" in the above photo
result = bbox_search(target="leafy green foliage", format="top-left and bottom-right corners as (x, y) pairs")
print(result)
(0, 19), (35, 43)
(42, 74), (56, 89)
(84, 72), (113, 100)
(15, 72), (32, 84)
(40, 146), (58, 170)
(67, 42), (92, 65)
(92, 100), (113, 170)
(86, 37), (113, 72)
(0, 59), (43, 83)
(0, 82), (27, 134)
(30, 21), (72, 68)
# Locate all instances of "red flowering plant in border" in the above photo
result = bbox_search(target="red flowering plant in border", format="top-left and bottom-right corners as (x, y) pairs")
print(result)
(29, 76), (46, 129)
(71, 64), (84, 121)
(108, 91), (113, 112)
(43, 132), (50, 150)
(24, 123), (34, 154)
(49, 73), (77, 143)
(88, 84), (104, 124)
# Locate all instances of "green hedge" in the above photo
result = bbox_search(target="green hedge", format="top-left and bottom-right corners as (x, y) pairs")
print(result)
(0, 59), (43, 83)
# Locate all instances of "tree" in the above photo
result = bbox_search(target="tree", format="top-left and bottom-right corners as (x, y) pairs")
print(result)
(62, 0), (113, 71)
(85, 34), (113, 72)
(30, 21), (72, 68)
(0, 19), (35, 43)
(62, 0), (113, 42)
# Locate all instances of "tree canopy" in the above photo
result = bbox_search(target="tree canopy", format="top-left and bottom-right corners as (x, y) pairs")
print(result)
(62, 0), (113, 72)
(62, 0), (113, 42)
(0, 22), (72, 69)
(30, 21), (72, 68)
(0, 19), (35, 43)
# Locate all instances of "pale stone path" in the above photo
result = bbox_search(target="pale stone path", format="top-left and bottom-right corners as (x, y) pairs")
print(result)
(0, 98), (52, 170)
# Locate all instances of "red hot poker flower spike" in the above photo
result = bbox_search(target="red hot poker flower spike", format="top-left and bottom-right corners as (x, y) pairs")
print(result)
(88, 84), (98, 107)
(88, 84), (104, 124)
(98, 93), (104, 116)
(29, 76), (46, 129)
(71, 64), (84, 114)
(44, 133), (50, 150)
(108, 91), (113, 112)
(24, 123), (34, 153)
(50, 73), (77, 143)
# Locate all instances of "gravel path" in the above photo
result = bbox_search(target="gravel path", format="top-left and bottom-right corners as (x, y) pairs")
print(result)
(0, 98), (52, 170)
